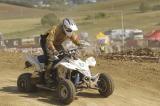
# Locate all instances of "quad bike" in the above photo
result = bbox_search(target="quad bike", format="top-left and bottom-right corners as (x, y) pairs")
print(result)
(17, 46), (114, 104)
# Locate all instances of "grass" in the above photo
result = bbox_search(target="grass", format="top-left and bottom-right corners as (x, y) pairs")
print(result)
(0, 3), (53, 38)
(0, 18), (46, 38)
(0, 3), (52, 19)
(0, 0), (160, 39)
(0, 18), (40, 34)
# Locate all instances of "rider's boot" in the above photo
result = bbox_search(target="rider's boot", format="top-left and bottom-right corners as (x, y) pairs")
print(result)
(45, 62), (54, 88)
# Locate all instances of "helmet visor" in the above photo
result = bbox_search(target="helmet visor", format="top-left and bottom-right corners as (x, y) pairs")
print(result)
(64, 25), (72, 32)
(66, 28), (72, 32)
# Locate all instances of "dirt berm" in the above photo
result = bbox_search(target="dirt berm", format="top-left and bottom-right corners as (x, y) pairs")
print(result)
(0, 52), (159, 106)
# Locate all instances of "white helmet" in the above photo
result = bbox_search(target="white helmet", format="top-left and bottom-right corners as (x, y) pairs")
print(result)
(63, 18), (78, 37)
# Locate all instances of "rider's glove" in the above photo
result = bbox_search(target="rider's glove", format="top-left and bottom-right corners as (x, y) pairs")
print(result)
(53, 50), (59, 55)
(49, 55), (59, 62)
(48, 50), (59, 61)
(53, 55), (59, 60)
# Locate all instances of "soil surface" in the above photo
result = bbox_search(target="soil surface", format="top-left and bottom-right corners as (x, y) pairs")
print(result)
(0, 52), (160, 106)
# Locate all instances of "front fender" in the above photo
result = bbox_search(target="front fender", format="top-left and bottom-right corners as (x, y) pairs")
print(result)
(55, 62), (78, 70)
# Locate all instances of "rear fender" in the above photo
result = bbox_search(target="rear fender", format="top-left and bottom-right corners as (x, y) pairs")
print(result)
(25, 54), (42, 71)
(25, 61), (33, 68)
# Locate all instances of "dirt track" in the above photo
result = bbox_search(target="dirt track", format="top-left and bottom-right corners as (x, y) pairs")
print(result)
(0, 52), (160, 106)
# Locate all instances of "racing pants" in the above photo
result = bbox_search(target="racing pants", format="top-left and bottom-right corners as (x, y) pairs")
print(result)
(44, 44), (64, 82)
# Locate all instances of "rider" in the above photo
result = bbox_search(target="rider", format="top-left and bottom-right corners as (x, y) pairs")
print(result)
(40, 18), (81, 85)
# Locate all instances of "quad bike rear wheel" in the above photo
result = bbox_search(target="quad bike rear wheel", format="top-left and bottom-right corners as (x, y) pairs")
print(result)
(98, 73), (114, 97)
(58, 79), (76, 104)
(17, 73), (37, 92)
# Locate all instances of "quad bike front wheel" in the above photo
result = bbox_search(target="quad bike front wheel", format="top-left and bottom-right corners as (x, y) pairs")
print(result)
(17, 73), (37, 92)
(98, 73), (114, 97)
(58, 79), (76, 104)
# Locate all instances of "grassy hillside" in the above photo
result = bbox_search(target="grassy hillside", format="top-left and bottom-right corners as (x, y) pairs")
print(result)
(0, 3), (51, 19)
(0, 3), (52, 38)
(69, 0), (160, 39)
(0, 18), (45, 38)
(73, 0), (160, 11)
(0, 0), (160, 39)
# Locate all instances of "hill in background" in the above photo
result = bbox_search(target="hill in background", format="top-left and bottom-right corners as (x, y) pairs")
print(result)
(0, 0), (160, 39)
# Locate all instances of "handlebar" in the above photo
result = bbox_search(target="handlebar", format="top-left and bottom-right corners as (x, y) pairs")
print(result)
(55, 41), (91, 58)
(56, 48), (78, 57)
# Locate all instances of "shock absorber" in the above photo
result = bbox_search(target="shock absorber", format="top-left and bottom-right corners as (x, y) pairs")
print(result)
(74, 73), (80, 85)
